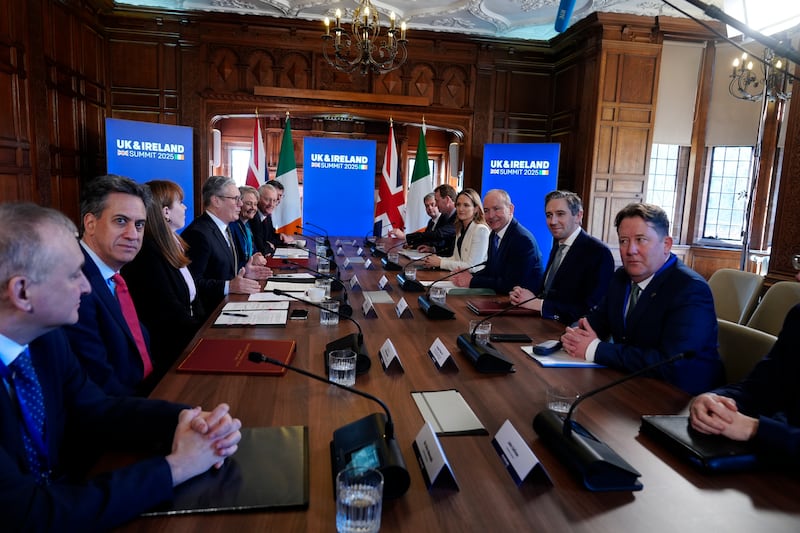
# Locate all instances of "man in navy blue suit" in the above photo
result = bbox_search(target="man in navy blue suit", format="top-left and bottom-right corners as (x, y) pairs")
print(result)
(406, 184), (458, 256)
(0, 203), (241, 531)
(183, 176), (272, 313)
(561, 203), (723, 395)
(452, 189), (543, 294)
(510, 190), (614, 324)
(64, 175), (157, 396)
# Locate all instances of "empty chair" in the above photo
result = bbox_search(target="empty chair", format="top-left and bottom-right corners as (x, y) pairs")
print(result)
(746, 281), (800, 336)
(717, 318), (777, 383)
(707, 268), (764, 324)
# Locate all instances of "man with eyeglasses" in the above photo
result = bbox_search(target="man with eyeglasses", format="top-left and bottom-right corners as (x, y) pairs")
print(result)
(183, 176), (272, 313)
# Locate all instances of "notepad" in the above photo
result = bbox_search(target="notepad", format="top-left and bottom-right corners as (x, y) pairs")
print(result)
(412, 389), (488, 436)
(213, 302), (289, 327)
(521, 345), (603, 368)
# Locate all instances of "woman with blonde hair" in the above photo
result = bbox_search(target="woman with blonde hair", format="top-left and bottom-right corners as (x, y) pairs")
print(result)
(422, 188), (489, 271)
(122, 180), (205, 377)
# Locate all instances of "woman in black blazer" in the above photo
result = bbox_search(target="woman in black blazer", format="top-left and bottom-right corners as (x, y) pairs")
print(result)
(122, 180), (205, 378)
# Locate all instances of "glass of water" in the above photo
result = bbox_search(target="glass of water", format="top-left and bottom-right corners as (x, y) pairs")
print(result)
(547, 386), (579, 417)
(469, 319), (491, 345)
(328, 349), (357, 387)
(318, 257), (331, 275)
(404, 266), (417, 281)
(429, 286), (447, 304)
(320, 299), (340, 326)
(336, 467), (383, 533)
(315, 277), (333, 298)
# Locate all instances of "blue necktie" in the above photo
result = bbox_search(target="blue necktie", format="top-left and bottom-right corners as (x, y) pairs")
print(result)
(491, 233), (499, 254)
(11, 348), (48, 482)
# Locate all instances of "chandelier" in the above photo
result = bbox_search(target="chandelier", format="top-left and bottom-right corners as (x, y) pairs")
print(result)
(729, 48), (792, 102)
(322, 0), (408, 75)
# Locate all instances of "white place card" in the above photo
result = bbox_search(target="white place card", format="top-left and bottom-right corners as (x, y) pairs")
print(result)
(364, 258), (373, 269)
(428, 337), (457, 370)
(349, 275), (361, 290)
(362, 297), (378, 318)
(356, 246), (365, 256)
(492, 419), (551, 487)
(378, 338), (404, 372)
(342, 257), (352, 270)
(336, 246), (345, 256)
(412, 422), (459, 491)
(395, 297), (412, 318)
(378, 274), (390, 290)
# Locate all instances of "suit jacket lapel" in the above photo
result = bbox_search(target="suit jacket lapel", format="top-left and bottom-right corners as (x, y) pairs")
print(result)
(81, 247), (137, 345)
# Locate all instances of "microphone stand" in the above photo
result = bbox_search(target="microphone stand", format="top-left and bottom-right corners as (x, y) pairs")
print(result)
(247, 352), (410, 499)
(418, 261), (487, 320)
(532, 352), (693, 491)
(455, 294), (538, 373)
(379, 241), (406, 270)
(274, 288), (370, 374)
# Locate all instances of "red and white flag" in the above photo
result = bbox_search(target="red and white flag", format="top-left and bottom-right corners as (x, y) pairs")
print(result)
(245, 116), (266, 188)
(374, 122), (405, 236)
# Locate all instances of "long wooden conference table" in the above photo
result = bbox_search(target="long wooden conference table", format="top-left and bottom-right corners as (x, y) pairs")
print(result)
(117, 240), (800, 532)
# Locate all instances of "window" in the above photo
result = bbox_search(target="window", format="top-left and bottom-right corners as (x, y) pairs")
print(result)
(646, 144), (680, 221)
(406, 158), (436, 189)
(230, 148), (251, 186)
(702, 146), (753, 243)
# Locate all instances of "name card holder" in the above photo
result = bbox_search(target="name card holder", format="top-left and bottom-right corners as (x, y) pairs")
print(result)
(413, 422), (459, 491)
(356, 246), (365, 257)
(364, 258), (374, 270)
(342, 257), (353, 270)
(492, 420), (551, 487)
(378, 274), (392, 291)
(349, 275), (362, 291)
(428, 337), (458, 371)
(378, 338), (404, 372)
(337, 246), (345, 256)
(362, 297), (378, 318)
(395, 297), (413, 318)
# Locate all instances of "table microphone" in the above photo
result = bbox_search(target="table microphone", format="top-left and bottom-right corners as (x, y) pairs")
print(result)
(456, 294), (538, 373)
(532, 351), (694, 491)
(418, 260), (487, 320)
(273, 288), (370, 375)
(395, 253), (432, 292)
(281, 259), (351, 317)
(247, 351), (410, 499)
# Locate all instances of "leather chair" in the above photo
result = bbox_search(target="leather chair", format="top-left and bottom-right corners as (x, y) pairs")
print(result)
(746, 281), (800, 336)
(717, 318), (777, 383)
(707, 268), (763, 324)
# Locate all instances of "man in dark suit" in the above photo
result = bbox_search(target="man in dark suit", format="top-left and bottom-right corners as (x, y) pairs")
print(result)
(561, 203), (723, 395)
(64, 175), (156, 396)
(0, 203), (241, 531)
(453, 189), (543, 294)
(182, 176), (272, 313)
(252, 182), (282, 254)
(406, 184), (458, 256)
(510, 190), (614, 324)
(390, 192), (440, 238)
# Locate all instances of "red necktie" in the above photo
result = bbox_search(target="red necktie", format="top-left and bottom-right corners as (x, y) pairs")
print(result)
(112, 273), (153, 378)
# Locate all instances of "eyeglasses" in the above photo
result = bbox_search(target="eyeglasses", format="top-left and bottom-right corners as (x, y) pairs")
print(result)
(217, 195), (242, 203)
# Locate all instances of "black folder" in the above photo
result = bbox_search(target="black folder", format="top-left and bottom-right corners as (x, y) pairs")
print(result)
(143, 426), (309, 516)
(640, 415), (758, 472)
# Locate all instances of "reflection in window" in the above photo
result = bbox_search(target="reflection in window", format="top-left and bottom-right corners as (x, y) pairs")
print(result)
(646, 144), (679, 223)
(703, 146), (753, 243)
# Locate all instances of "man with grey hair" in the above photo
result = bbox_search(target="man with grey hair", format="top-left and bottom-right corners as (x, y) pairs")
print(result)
(0, 202), (241, 530)
(183, 176), (272, 313)
(64, 174), (156, 396)
(509, 190), (614, 324)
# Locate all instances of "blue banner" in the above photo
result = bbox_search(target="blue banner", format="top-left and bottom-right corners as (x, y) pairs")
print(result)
(481, 143), (560, 260)
(303, 138), (376, 237)
(105, 118), (195, 224)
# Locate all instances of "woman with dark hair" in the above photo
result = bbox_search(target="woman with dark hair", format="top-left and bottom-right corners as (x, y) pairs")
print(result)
(122, 180), (205, 376)
(422, 188), (489, 271)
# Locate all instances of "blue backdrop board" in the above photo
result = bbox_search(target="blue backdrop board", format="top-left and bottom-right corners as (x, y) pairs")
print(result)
(105, 118), (195, 224)
(481, 143), (560, 261)
(303, 137), (376, 237)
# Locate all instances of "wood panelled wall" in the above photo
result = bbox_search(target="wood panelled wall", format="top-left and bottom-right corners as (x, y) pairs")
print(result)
(2, 0), (799, 282)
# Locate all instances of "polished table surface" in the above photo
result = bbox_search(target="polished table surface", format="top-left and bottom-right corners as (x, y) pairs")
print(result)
(117, 240), (800, 532)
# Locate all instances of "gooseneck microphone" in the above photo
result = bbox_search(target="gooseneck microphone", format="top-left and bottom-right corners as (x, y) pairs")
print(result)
(455, 294), (538, 373)
(418, 260), (487, 320)
(379, 241), (406, 269)
(532, 351), (695, 491)
(273, 288), (370, 374)
(247, 352), (410, 499)
(395, 253), (433, 292)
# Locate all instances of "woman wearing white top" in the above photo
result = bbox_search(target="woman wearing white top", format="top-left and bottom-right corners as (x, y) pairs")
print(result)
(422, 188), (490, 272)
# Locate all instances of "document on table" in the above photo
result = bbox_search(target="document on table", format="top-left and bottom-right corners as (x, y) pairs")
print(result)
(521, 346), (603, 368)
(264, 280), (315, 292)
(412, 389), (488, 436)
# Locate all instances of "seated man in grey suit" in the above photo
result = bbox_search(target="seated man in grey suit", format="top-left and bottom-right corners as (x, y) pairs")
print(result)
(452, 189), (543, 294)
(510, 190), (614, 324)
(182, 176), (272, 313)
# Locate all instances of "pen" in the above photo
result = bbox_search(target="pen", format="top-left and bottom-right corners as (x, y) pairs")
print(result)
(222, 312), (248, 317)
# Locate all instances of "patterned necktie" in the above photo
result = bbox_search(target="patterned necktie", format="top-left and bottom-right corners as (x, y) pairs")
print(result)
(543, 243), (567, 293)
(626, 283), (641, 321)
(226, 226), (239, 271)
(112, 273), (153, 378)
(11, 348), (48, 482)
